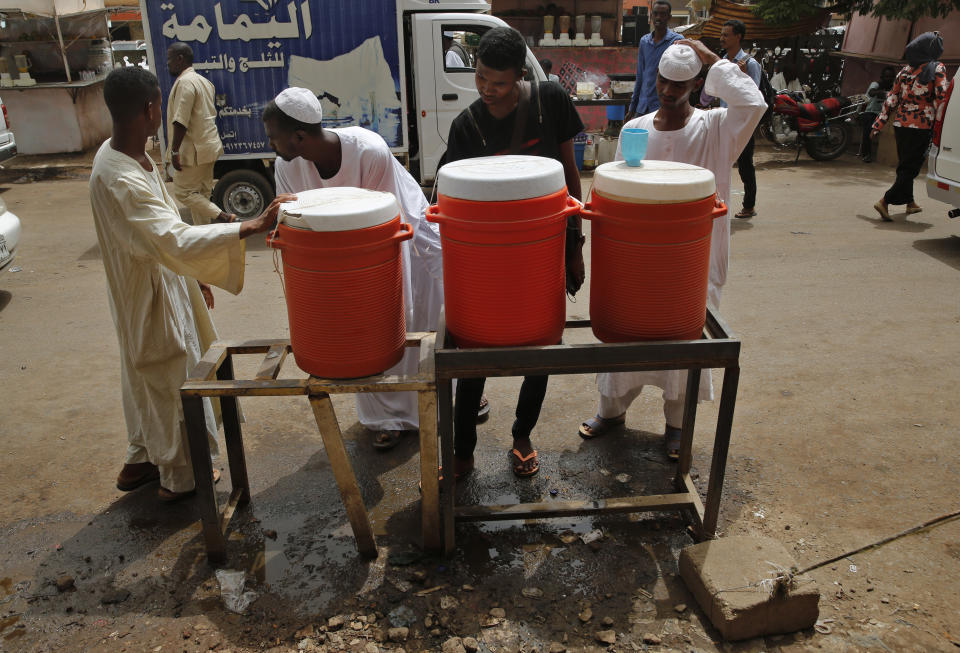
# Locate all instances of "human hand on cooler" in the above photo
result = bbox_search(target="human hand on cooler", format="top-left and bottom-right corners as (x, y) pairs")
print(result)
(239, 193), (297, 239)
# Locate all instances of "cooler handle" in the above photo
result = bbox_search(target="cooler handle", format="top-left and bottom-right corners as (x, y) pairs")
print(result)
(427, 197), (583, 224)
(425, 204), (444, 225)
(266, 228), (284, 250)
(579, 201), (599, 221)
(560, 195), (584, 218)
(392, 221), (415, 242)
(579, 199), (728, 221)
(266, 222), (412, 251)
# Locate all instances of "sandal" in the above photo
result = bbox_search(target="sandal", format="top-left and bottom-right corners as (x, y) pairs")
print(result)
(371, 429), (405, 450)
(905, 204), (923, 215)
(116, 462), (160, 491)
(734, 208), (756, 219)
(874, 201), (892, 222)
(664, 426), (682, 461)
(510, 448), (539, 477)
(477, 395), (491, 424)
(578, 414), (626, 439)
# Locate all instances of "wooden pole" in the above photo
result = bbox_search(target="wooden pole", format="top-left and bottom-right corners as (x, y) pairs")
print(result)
(53, 6), (71, 83)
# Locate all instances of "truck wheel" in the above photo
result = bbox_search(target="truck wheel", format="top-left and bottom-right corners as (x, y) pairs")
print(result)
(213, 170), (274, 220)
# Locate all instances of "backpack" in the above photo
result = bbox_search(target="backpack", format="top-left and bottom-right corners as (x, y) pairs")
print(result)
(751, 57), (777, 121)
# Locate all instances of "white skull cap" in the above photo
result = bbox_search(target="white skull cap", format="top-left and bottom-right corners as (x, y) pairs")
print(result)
(658, 43), (702, 82)
(275, 87), (323, 124)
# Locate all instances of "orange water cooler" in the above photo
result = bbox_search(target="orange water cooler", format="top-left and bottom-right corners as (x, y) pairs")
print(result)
(581, 160), (726, 343)
(268, 187), (412, 378)
(427, 155), (582, 348)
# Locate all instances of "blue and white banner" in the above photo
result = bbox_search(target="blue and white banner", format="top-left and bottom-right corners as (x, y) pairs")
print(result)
(142, 0), (404, 154)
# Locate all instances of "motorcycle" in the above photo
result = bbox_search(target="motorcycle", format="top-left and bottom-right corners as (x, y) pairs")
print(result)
(761, 91), (866, 161)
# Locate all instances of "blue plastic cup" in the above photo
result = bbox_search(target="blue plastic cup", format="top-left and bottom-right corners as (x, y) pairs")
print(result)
(621, 128), (648, 167)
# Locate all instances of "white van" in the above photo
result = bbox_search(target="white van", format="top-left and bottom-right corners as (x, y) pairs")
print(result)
(926, 73), (960, 218)
(0, 95), (17, 164)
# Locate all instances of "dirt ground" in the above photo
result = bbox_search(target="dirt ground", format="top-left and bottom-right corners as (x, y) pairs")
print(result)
(0, 144), (959, 653)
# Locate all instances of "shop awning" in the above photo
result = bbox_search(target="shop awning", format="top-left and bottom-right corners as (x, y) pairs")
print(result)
(11, 0), (105, 17)
(686, 0), (830, 40)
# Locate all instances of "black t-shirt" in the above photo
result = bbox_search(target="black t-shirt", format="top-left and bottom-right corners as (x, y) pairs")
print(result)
(444, 80), (584, 164)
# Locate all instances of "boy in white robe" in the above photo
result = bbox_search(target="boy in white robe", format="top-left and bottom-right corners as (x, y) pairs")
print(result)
(90, 67), (292, 500)
(262, 88), (446, 450)
(579, 40), (766, 458)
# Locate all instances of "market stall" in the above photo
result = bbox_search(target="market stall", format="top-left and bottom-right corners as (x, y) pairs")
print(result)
(0, 0), (112, 154)
(493, 0), (639, 133)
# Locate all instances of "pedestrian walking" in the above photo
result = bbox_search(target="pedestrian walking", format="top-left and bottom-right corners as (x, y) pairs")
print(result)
(578, 41), (766, 458)
(442, 26), (585, 480)
(625, 0), (682, 122)
(262, 88), (447, 451)
(858, 66), (895, 163)
(871, 32), (949, 221)
(166, 43), (234, 224)
(90, 67), (290, 501)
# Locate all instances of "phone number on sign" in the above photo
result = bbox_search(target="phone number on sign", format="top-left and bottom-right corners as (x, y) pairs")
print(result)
(223, 141), (266, 151)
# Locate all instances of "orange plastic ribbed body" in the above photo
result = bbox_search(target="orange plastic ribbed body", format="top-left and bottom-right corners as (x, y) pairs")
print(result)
(582, 192), (722, 343)
(427, 189), (580, 348)
(268, 217), (411, 378)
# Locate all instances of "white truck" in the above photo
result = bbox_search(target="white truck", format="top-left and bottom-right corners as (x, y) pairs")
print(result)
(926, 72), (960, 219)
(141, 0), (545, 218)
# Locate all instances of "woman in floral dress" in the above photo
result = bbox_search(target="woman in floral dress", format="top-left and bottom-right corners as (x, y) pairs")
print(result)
(871, 32), (949, 221)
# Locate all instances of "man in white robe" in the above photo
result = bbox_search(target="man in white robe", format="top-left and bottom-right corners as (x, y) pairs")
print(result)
(90, 67), (291, 500)
(579, 40), (766, 457)
(262, 87), (445, 450)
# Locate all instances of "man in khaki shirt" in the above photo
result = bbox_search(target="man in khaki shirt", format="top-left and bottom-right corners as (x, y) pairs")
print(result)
(166, 43), (233, 224)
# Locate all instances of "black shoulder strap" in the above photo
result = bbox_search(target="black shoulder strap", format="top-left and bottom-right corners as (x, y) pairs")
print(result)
(464, 102), (486, 149)
(509, 81), (531, 154)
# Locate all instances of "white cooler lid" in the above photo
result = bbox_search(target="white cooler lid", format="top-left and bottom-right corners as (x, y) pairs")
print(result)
(592, 160), (716, 204)
(279, 187), (400, 231)
(438, 155), (566, 201)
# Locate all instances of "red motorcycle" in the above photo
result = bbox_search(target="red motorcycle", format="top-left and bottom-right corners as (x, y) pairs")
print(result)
(762, 91), (865, 161)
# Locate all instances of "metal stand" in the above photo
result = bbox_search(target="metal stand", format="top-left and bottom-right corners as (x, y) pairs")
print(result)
(179, 334), (439, 563)
(434, 308), (740, 553)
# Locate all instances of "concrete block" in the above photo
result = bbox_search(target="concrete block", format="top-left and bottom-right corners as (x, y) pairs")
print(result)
(678, 536), (819, 641)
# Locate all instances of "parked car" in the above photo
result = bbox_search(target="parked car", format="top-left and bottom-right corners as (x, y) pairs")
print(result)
(0, 95), (17, 164)
(0, 195), (21, 273)
(926, 73), (960, 218)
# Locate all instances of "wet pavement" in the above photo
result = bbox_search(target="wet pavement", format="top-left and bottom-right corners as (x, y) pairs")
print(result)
(3, 145), (960, 651)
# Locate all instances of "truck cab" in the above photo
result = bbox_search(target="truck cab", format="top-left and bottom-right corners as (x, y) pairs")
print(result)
(404, 8), (545, 183)
(926, 73), (960, 218)
(142, 0), (544, 220)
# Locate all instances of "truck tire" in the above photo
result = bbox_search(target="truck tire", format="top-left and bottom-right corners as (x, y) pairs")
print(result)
(213, 169), (274, 220)
(804, 123), (850, 161)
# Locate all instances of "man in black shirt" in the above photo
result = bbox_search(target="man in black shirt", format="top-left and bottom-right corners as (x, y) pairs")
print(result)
(443, 26), (585, 480)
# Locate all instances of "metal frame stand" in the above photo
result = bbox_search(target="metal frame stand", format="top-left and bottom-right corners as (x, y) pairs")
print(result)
(434, 308), (740, 553)
(179, 334), (439, 564)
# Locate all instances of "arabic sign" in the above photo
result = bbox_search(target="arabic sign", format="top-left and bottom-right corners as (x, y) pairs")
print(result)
(142, 0), (404, 156)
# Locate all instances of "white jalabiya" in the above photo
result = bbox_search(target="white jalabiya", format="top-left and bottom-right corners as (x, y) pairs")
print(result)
(89, 141), (246, 492)
(275, 126), (444, 431)
(598, 59), (766, 410)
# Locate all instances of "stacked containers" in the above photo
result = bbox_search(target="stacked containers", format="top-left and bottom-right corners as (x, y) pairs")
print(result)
(268, 187), (412, 378)
(581, 160), (727, 342)
(427, 155), (582, 348)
